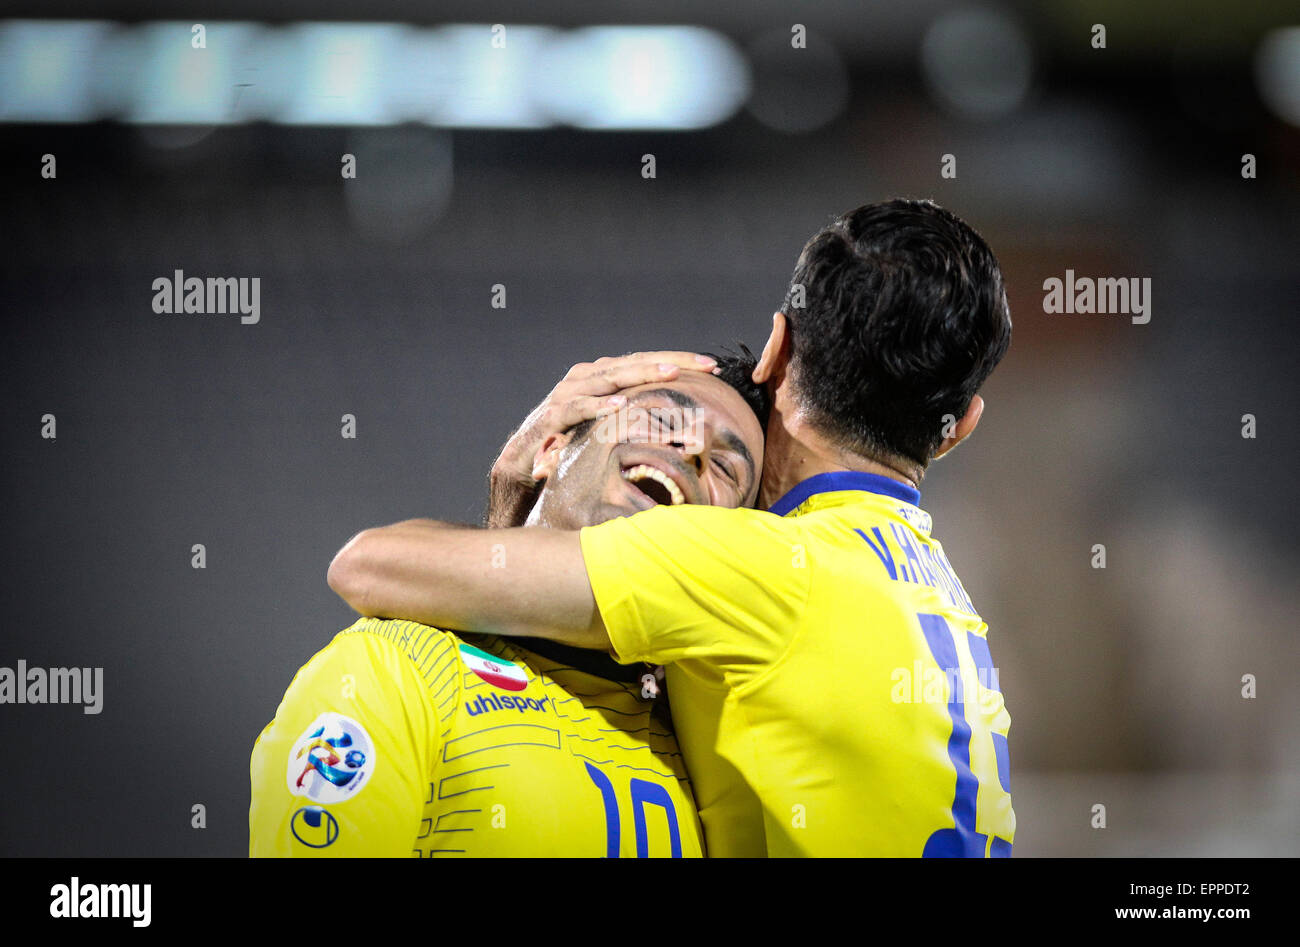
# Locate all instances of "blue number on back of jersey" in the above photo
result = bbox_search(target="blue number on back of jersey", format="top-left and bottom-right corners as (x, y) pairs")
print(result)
(917, 612), (1012, 858)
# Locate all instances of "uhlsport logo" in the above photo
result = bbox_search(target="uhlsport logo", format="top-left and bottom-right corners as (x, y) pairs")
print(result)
(459, 642), (528, 691)
(465, 692), (550, 717)
(291, 805), (340, 848)
(286, 711), (375, 804)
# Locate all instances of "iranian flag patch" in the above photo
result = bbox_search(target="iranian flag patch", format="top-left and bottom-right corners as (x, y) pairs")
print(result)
(458, 642), (528, 692)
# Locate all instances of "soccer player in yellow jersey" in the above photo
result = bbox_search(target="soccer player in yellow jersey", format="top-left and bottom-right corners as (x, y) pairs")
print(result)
(330, 199), (1016, 857)
(250, 352), (768, 856)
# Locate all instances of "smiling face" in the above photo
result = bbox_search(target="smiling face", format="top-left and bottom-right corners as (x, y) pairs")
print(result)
(527, 372), (766, 529)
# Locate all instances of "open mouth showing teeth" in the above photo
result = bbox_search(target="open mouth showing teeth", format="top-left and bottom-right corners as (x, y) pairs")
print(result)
(621, 464), (686, 506)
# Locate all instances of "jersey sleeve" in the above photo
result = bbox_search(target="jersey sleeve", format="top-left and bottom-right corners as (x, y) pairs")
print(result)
(578, 504), (810, 684)
(249, 629), (441, 857)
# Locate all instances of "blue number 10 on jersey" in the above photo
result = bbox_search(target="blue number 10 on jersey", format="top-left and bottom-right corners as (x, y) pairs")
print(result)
(585, 762), (684, 857)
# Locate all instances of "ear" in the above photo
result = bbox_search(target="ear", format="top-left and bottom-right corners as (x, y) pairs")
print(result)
(531, 430), (575, 482)
(932, 395), (984, 461)
(752, 311), (789, 385)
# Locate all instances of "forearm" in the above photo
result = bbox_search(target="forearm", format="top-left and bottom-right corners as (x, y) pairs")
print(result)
(327, 519), (609, 649)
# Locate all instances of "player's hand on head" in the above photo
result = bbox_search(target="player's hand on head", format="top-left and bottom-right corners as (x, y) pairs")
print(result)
(485, 351), (718, 527)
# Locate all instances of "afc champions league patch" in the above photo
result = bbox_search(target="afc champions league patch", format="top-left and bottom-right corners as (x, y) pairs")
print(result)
(458, 642), (528, 692)
(286, 711), (376, 805)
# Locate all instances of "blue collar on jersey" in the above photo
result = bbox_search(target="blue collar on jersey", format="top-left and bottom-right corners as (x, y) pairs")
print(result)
(767, 470), (921, 517)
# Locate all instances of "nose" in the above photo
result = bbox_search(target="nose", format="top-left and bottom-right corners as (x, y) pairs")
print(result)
(681, 443), (705, 476)
(667, 434), (707, 478)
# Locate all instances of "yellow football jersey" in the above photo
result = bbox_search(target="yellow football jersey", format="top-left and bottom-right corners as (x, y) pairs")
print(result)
(249, 618), (703, 857)
(579, 471), (1015, 857)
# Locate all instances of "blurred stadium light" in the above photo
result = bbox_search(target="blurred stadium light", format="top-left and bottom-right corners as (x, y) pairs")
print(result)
(0, 19), (111, 122)
(279, 23), (411, 126)
(1255, 26), (1300, 126)
(920, 6), (1034, 120)
(744, 26), (849, 134)
(538, 27), (749, 129)
(129, 21), (261, 124)
(0, 19), (751, 130)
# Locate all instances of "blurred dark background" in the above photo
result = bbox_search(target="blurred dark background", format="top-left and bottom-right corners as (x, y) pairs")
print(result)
(1, 1), (1297, 856)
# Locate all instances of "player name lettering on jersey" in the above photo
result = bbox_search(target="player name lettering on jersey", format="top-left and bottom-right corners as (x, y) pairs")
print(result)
(855, 524), (975, 612)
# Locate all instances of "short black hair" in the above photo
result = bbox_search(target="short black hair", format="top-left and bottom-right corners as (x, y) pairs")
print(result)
(780, 198), (1011, 466)
(567, 345), (770, 442)
(705, 343), (771, 431)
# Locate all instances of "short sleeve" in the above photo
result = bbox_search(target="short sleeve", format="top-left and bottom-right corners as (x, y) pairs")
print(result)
(249, 630), (441, 857)
(579, 504), (810, 685)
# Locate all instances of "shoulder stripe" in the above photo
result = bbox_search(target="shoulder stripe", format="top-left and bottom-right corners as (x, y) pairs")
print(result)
(342, 618), (462, 695)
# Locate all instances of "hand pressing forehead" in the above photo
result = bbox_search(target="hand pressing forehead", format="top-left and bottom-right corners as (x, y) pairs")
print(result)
(528, 371), (765, 530)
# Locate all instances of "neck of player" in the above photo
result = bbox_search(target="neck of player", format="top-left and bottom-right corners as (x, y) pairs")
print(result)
(757, 406), (921, 512)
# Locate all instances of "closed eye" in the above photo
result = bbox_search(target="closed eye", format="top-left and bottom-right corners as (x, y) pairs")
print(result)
(712, 456), (738, 485)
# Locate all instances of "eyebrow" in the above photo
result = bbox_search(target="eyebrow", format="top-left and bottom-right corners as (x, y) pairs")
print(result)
(630, 387), (757, 496)
(631, 387), (698, 412)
